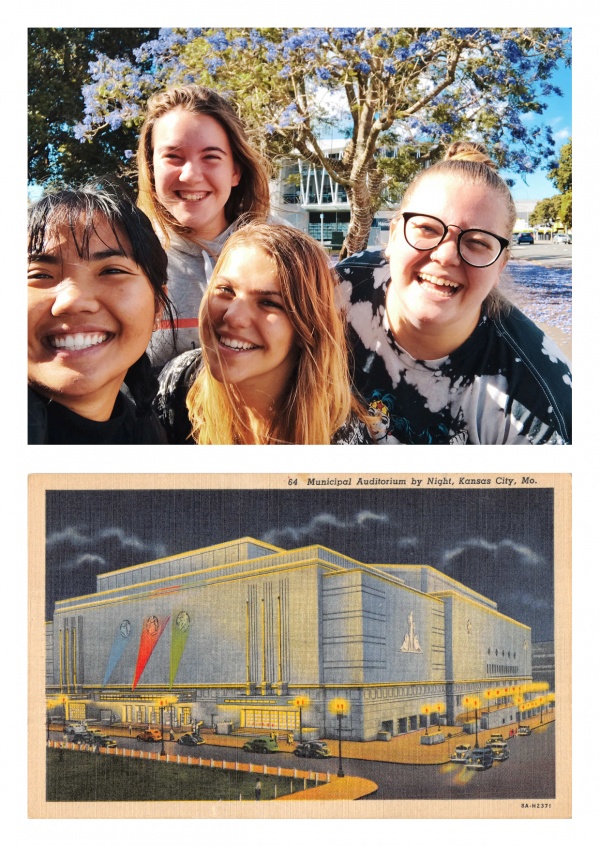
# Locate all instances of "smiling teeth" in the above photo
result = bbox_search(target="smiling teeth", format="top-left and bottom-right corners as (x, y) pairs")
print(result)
(419, 273), (460, 289)
(49, 333), (109, 351)
(179, 192), (209, 201)
(219, 336), (258, 351)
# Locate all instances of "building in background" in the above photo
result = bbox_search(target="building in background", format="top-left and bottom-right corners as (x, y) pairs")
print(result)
(47, 537), (543, 741)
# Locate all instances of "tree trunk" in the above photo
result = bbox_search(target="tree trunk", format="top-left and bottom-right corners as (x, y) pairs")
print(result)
(337, 172), (381, 262)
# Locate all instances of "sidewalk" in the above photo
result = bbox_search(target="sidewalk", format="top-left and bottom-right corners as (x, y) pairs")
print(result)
(277, 776), (378, 801)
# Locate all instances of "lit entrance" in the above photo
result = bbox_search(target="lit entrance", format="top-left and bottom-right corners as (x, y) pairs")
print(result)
(242, 708), (298, 731)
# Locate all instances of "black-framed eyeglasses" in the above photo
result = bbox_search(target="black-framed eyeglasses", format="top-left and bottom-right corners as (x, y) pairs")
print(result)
(402, 212), (509, 268)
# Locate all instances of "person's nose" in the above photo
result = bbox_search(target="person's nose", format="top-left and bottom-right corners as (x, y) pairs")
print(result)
(50, 278), (100, 316)
(179, 158), (204, 184)
(222, 296), (252, 327)
(429, 227), (462, 266)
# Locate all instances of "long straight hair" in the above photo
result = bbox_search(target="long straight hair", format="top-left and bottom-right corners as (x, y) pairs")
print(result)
(137, 85), (271, 246)
(186, 223), (359, 444)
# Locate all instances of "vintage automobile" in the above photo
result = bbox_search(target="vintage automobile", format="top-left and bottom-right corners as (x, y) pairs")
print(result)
(177, 733), (205, 747)
(136, 728), (163, 742)
(242, 736), (279, 753)
(489, 733), (504, 743)
(517, 725), (532, 736)
(450, 744), (472, 763)
(94, 734), (117, 748)
(293, 741), (332, 759)
(487, 741), (510, 761)
(465, 747), (494, 770)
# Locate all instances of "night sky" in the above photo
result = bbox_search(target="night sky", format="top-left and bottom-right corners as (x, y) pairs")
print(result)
(45, 486), (555, 641)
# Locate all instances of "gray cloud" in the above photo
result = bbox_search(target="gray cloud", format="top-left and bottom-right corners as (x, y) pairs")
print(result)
(261, 510), (389, 546)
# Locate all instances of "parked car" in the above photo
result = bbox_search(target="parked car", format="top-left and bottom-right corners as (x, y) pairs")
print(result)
(177, 733), (205, 747)
(517, 232), (534, 245)
(294, 741), (332, 759)
(95, 734), (117, 748)
(242, 736), (279, 753)
(465, 747), (494, 770)
(489, 733), (504, 743)
(450, 744), (472, 763)
(517, 725), (531, 736)
(136, 729), (162, 742)
(553, 233), (571, 244)
(487, 741), (510, 761)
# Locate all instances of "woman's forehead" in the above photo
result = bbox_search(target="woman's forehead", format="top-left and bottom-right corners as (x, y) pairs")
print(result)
(38, 214), (131, 257)
(404, 174), (506, 230)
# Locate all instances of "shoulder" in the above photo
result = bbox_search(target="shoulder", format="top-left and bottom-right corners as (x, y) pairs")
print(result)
(489, 307), (572, 441)
(158, 349), (204, 397)
(335, 249), (391, 308)
(337, 248), (389, 270)
(154, 350), (203, 444)
(28, 387), (48, 444)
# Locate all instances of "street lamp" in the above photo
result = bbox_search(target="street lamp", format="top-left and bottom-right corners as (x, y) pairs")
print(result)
(294, 696), (310, 743)
(463, 695), (481, 746)
(329, 698), (350, 778)
(421, 704), (431, 735)
(157, 696), (178, 757)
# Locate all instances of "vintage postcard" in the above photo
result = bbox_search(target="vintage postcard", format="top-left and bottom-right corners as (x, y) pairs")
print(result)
(29, 472), (571, 819)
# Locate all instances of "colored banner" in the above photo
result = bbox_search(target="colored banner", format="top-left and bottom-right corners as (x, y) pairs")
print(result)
(132, 614), (170, 690)
(102, 619), (134, 687)
(169, 610), (191, 687)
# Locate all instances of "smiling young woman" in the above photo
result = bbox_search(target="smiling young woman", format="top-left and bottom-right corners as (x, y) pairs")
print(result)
(336, 142), (572, 445)
(154, 223), (369, 445)
(27, 186), (174, 444)
(137, 85), (271, 369)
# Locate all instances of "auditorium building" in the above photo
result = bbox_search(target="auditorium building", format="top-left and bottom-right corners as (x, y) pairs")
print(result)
(46, 537), (534, 741)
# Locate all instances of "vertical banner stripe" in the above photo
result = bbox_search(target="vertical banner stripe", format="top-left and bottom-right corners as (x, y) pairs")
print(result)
(170, 611), (191, 687)
(102, 619), (134, 687)
(132, 615), (170, 690)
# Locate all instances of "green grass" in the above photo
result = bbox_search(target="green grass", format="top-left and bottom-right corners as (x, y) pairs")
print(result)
(47, 748), (308, 802)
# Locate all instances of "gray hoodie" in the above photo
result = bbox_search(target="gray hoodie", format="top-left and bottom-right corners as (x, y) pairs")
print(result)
(147, 223), (236, 369)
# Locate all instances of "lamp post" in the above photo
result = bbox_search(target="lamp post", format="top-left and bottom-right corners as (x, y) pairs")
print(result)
(421, 705), (431, 735)
(464, 695), (481, 746)
(294, 696), (309, 743)
(329, 698), (349, 778)
(159, 701), (166, 757)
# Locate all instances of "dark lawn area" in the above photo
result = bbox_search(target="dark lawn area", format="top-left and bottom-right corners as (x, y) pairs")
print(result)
(47, 748), (307, 802)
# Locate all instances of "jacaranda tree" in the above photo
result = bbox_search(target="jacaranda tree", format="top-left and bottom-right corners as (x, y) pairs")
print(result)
(74, 27), (571, 258)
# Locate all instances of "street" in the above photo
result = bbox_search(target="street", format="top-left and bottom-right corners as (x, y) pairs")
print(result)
(509, 241), (571, 264)
(68, 721), (555, 801)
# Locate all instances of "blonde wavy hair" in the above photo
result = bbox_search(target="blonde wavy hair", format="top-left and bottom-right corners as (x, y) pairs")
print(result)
(396, 140), (515, 318)
(186, 223), (360, 444)
(137, 85), (271, 246)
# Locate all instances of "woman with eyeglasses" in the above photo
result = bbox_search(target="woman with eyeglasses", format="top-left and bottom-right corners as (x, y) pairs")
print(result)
(336, 142), (572, 444)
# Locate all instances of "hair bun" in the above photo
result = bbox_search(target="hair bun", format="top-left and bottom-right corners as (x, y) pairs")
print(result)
(443, 141), (497, 171)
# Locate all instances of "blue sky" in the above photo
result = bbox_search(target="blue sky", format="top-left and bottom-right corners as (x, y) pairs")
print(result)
(504, 61), (571, 201)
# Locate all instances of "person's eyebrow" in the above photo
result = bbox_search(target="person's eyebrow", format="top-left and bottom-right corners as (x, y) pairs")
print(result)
(251, 289), (284, 297)
(28, 248), (129, 262)
(157, 143), (228, 155)
(28, 252), (60, 264)
(89, 248), (129, 261)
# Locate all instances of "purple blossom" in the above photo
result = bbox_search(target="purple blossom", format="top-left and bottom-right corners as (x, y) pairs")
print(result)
(206, 31), (229, 52)
(204, 56), (224, 76)
(332, 28), (359, 42)
(355, 61), (371, 75)
(316, 67), (332, 81)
